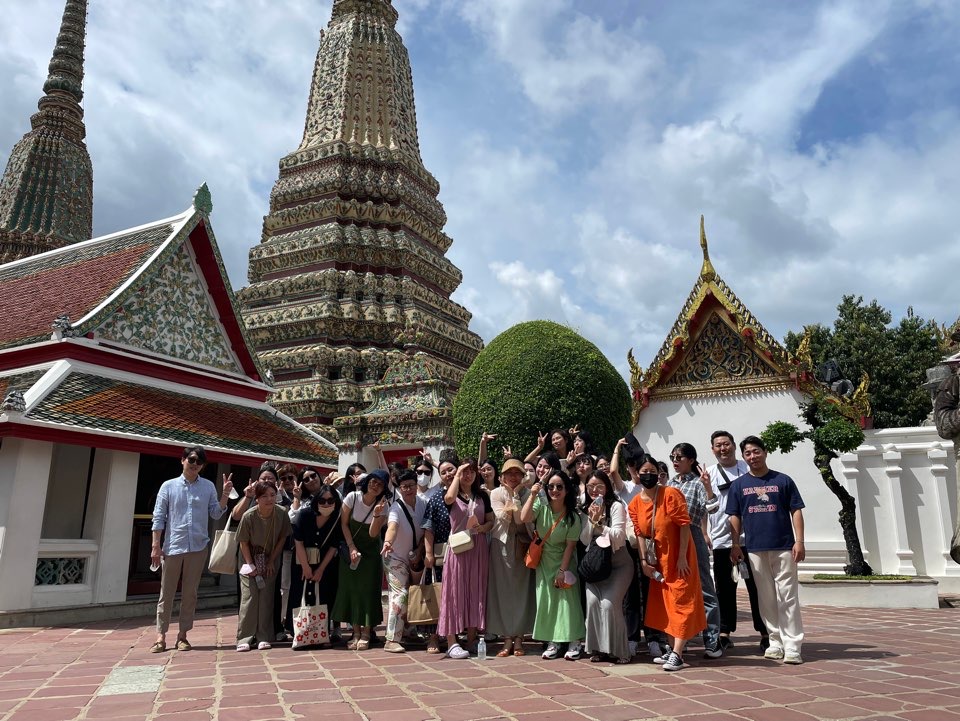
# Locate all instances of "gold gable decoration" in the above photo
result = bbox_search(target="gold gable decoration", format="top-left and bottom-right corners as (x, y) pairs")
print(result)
(633, 216), (794, 414)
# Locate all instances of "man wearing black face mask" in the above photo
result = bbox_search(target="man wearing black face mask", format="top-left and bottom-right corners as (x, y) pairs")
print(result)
(705, 431), (767, 652)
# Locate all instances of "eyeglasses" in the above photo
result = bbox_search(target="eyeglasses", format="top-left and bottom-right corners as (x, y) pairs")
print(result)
(547, 484), (565, 491)
(585, 484), (605, 492)
(670, 455), (687, 462)
(316, 498), (336, 506)
(186, 456), (203, 465)
(280, 475), (296, 482)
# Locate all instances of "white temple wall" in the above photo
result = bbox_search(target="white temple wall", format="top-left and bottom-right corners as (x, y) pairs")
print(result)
(0, 438), (55, 611)
(839, 427), (960, 591)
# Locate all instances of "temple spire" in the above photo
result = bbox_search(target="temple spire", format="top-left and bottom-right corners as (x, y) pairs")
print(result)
(699, 214), (716, 281)
(0, 0), (93, 264)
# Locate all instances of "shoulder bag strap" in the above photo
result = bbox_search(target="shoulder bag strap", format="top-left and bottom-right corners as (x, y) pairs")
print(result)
(398, 499), (421, 546)
(541, 509), (567, 543)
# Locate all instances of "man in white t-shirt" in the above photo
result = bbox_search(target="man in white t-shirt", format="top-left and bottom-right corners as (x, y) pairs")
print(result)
(381, 470), (427, 653)
(706, 430), (768, 652)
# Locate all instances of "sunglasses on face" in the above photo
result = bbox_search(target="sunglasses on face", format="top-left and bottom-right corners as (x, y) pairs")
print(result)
(280, 475), (296, 482)
(547, 484), (565, 491)
(303, 473), (318, 481)
(670, 455), (687, 462)
(186, 457), (203, 465)
(316, 498), (336, 506)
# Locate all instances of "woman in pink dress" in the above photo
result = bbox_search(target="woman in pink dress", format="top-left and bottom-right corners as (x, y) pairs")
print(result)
(437, 457), (494, 659)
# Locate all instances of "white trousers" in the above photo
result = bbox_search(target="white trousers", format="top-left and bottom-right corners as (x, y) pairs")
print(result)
(749, 549), (804, 654)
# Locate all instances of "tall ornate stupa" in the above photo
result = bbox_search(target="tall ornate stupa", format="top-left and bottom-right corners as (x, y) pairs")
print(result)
(0, 0), (92, 264)
(239, 0), (482, 442)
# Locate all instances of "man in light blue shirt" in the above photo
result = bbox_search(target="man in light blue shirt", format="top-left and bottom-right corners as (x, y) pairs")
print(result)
(150, 446), (233, 652)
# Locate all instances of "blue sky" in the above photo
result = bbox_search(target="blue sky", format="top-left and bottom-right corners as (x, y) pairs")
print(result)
(2, 0), (958, 379)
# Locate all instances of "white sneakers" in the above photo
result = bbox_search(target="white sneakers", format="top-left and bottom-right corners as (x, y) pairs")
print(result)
(447, 643), (470, 659)
(542, 642), (560, 659)
(763, 645), (785, 660)
(564, 642), (583, 661)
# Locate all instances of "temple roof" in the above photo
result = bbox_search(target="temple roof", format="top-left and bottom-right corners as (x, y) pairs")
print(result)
(0, 187), (265, 383)
(1, 364), (337, 466)
(633, 217), (793, 410)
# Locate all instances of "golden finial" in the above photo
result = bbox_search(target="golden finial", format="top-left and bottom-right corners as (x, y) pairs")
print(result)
(852, 371), (872, 419)
(700, 214), (716, 281)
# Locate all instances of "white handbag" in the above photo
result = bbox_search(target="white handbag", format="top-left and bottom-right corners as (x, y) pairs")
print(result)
(449, 498), (476, 555)
(292, 582), (329, 649)
(208, 515), (238, 575)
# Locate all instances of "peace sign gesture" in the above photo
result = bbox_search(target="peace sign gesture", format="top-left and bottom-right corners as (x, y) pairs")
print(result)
(292, 478), (303, 500)
(221, 473), (234, 498)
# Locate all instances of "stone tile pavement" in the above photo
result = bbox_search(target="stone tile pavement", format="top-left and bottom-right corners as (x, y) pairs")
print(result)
(1, 601), (959, 721)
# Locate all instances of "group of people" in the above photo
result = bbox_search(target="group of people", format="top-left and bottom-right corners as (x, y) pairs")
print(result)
(149, 427), (806, 671)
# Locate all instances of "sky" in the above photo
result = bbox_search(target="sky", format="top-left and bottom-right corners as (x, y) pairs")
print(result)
(2, 0), (959, 379)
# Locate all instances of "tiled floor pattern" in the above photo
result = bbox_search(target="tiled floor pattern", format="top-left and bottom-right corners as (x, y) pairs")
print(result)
(0, 603), (958, 721)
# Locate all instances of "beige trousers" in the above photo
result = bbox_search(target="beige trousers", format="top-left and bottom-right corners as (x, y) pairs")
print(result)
(237, 572), (277, 646)
(156, 549), (207, 634)
(749, 549), (804, 654)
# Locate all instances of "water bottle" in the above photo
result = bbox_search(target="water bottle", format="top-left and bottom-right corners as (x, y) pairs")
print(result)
(350, 551), (361, 571)
(255, 574), (265, 590)
(651, 569), (665, 583)
(737, 559), (751, 580)
(477, 636), (486, 661)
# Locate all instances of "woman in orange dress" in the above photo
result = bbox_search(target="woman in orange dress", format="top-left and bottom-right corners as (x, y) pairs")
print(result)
(625, 450), (705, 671)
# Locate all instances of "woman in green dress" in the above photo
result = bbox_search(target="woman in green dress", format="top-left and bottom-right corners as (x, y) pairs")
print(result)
(332, 469), (389, 650)
(520, 468), (585, 660)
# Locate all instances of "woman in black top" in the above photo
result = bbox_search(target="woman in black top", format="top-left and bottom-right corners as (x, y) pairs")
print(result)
(287, 485), (343, 646)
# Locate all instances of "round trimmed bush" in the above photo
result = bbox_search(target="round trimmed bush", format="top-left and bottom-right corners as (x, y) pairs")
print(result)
(453, 320), (632, 465)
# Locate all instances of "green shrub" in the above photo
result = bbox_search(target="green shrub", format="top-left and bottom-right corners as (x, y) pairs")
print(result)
(452, 320), (632, 465)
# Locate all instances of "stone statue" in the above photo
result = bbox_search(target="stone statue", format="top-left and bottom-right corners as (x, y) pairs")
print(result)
(934, 367), (960, 563)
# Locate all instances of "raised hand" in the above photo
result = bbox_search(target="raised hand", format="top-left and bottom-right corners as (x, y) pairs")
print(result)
(568, 423), (580, 435)
(221, 473), (234, 497)
(588, 502), (604, 525)
(537, 430), (547, 448)
(243, 480), (256, 498)
(481, 431), (498, 443)
(502, 445), (513, 459)
(374, 496), (388, 517)
(292, 479), (302, 500)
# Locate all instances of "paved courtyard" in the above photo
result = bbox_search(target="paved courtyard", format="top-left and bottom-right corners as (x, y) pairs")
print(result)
(1, 600), (959, 721)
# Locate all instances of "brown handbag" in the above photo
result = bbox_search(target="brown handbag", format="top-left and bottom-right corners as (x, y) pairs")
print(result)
(524, 510), (566, 569)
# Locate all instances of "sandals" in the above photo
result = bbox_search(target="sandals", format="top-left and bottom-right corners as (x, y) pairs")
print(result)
(175, 639), (192, 651)
(149, 640), (166, 653)
(589, 653), (606, 663)
(236, 643), (251, 652)
(356, 638), (370, 651)
(257, 641), (272, 650)
(496, 646), (513, 658)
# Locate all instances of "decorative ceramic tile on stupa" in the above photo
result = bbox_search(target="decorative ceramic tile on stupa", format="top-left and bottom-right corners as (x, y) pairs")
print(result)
(335, 351), (455, 449)
(95, 243), (241, 373)
(239, 0), (482, 433)
(0, 0), (93, 264)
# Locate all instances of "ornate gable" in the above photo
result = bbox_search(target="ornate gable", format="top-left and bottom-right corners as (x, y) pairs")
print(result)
(629, 217), (794, 419)
(94, 241), (242, 374)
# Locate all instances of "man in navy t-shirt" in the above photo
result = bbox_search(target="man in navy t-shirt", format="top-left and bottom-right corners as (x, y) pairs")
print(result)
(726, 435), (806, 665)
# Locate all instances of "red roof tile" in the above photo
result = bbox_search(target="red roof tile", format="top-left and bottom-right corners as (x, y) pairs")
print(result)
(27, 372), (336, 463)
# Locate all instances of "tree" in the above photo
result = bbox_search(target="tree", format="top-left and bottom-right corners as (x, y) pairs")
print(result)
(762, 395), (873, 576)
(785, 295), (942, 428)
(452, 321), (631, 465)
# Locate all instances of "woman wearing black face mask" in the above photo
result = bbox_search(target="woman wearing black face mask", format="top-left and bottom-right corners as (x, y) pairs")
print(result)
(625, 453), (705, 673)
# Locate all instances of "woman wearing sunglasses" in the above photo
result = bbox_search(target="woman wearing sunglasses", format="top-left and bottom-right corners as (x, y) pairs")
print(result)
(332, 469), (389, 650)
(520, 469), (585, 661)
(287, 483), (343, 646)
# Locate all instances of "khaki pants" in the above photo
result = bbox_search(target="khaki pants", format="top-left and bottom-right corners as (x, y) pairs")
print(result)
(237, 572), (277, 646)
(749, 549), (804, 654)
(156, 549), (207, 634)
